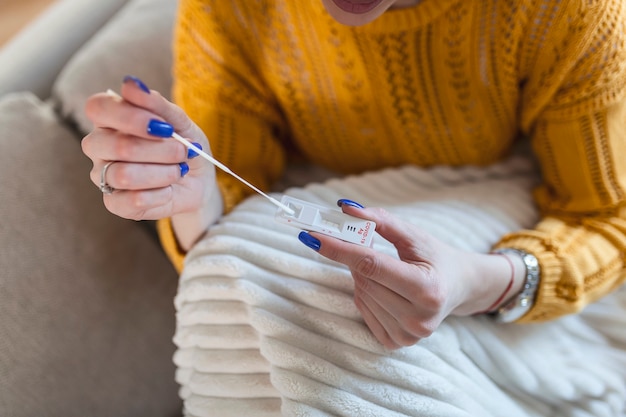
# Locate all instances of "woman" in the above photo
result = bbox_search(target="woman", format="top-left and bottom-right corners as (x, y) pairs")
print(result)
(82, 0), (626, 350)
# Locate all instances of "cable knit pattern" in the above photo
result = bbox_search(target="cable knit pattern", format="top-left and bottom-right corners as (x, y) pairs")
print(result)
(160, 0), (626, 323)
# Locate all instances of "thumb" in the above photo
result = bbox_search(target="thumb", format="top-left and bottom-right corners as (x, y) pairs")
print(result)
(339, 202), (436, 261)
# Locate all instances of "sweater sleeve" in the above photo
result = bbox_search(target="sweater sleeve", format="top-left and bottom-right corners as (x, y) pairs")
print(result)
(158, 0), (288, 271)
(493, 0), (626, 322)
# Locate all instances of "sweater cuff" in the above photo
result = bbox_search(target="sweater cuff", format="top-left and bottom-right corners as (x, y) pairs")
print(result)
(493, 232), (568, 323)
(156, 176), (243, 274)
(157, 218), (186, 273)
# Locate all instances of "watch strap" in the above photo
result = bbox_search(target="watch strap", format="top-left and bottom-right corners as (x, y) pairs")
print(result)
(491, 248), (540, 323)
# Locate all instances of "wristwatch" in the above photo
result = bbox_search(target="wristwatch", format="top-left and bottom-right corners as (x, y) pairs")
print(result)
(491, 248), (540, 323)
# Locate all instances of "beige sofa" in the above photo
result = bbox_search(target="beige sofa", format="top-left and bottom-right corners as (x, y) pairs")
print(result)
(0, 0), (183, 416)
(4, 2), (626, 417)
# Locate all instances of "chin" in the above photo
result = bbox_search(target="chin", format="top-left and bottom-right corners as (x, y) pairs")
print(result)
(320, 0), (394, 26)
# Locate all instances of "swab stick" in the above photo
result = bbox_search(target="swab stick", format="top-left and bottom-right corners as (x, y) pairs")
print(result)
(105, 89), (294, 215)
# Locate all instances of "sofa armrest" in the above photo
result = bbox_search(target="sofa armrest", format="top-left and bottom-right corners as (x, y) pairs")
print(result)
(0, 0), (129, 99)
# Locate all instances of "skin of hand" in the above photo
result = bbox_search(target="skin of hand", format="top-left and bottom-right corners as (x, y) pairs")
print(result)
(82, 78), (223, 251)
(303, 202), (525, 350)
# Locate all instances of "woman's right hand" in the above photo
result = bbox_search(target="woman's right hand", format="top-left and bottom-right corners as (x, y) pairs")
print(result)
(82, 76), (223, 250)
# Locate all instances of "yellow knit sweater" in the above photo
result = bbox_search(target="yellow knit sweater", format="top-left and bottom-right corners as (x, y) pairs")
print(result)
(159, 0), (626, 323)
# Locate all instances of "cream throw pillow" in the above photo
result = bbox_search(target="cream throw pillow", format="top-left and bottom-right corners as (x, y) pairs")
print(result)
(52, 0), (177, 135)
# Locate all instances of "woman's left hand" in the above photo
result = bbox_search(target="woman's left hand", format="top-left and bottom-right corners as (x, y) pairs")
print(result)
(297, 199), (516, 350)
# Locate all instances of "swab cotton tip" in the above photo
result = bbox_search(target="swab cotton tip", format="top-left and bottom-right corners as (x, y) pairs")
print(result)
(106, 89), (123, 102)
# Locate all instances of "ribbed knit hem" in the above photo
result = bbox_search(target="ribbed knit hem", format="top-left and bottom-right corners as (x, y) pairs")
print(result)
(155, 175), (253, 273)
(494, 233), (577, 323)
(157, 218), (186, 274)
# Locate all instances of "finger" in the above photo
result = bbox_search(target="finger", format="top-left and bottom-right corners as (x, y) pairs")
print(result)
(354, 278), (419, 348)
(119, 77), (200, 139)
(340, 205), (438, 261)
(85, 92), (183, 141)
(90, 161), (185, 192)
(82, 128), (188, 165)
(353, 285), (400, 350)
(360, 275), (438, 340)
(102, 187), (175, 221)
(101, 170), (207, 222)
(313, 232), (427, 296)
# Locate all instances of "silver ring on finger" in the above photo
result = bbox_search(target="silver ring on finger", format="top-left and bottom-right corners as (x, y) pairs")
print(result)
(100, 161), (116, 194)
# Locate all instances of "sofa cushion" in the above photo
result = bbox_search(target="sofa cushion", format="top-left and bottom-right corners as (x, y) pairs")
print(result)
(0, 0), (129, 99)
(52, 0), (177, 135)
(0, 92), (180, 417)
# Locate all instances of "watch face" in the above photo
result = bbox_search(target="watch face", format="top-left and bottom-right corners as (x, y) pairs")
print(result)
(492, 249), (540, 323)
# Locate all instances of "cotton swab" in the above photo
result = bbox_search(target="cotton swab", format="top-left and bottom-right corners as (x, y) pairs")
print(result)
(105, 89), (294, 215)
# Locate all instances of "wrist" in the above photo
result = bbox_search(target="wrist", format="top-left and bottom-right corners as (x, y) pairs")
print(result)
(452, 251), (526, 316)
(171, 183), (224, 251)
(489, 248), (540, 323)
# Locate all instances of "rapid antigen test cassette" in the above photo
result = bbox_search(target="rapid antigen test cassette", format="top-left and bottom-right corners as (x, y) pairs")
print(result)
(275, 196), (376, 247)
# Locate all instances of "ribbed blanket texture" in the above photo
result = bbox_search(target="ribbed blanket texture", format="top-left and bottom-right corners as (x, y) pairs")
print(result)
(174, 157), (626, 417)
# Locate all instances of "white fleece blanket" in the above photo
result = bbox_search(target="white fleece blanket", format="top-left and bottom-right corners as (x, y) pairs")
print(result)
(173, 157), (626, 417)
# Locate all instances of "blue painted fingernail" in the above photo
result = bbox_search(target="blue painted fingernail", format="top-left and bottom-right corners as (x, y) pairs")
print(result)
(337, 199), (364, 209)
(187, 142), (203, 159)
(147, 119), (174, 137)
(179, 162), (190, 177)
(123, 75), (151, 94)
(298, 231), (321, 251)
